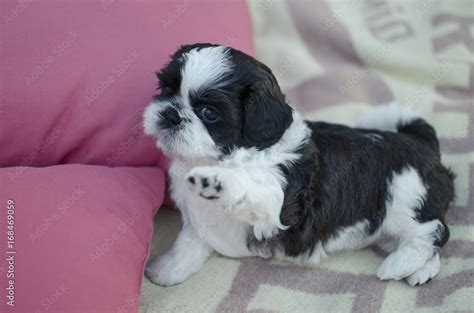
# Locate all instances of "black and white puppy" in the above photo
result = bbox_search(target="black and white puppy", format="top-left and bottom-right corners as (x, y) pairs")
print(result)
(143, 43), (454, 287)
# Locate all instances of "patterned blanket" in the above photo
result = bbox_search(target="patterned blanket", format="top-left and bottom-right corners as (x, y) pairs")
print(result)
(141, 1), (473, 312)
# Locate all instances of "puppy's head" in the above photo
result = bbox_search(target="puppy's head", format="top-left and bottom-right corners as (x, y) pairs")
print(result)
(143, 43), (293, 160)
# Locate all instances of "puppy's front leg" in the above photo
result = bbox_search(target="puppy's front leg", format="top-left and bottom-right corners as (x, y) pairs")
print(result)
(186, 166), (287, 240)
(145, 223), (212, 286)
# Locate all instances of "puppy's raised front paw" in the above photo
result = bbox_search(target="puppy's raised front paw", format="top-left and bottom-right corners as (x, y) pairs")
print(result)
(186, 166), (244, 204)
(186, 167), (222, 200)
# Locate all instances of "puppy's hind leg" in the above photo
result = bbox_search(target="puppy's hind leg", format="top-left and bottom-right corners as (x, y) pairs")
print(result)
(376, 221), (440, 282)
(377, 167), (448, 285)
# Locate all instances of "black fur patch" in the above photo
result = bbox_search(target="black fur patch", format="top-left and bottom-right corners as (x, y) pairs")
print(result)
(249, 120), (455, 257)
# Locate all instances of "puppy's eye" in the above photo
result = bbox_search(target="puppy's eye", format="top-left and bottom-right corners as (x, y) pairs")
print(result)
(200, 106), (220, 123)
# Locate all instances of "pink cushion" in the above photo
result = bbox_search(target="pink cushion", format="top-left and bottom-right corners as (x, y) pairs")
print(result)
(0, 165), (165, 313)
(0, 0), (254, 168)
(0, 1), (254, 312)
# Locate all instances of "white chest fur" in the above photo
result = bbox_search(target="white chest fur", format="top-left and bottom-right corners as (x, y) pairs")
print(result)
(169, 159), (254, 257)
(167, 112), (310, 258)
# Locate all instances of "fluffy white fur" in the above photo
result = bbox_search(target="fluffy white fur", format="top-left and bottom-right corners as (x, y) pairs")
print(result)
(180, 46), (232, 95)
(406, 253), (440, 286)
(356, 101), (419, 131)
(376, 166), (441, 283)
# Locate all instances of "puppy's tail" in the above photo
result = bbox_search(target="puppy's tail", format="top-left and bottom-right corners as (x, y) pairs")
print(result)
(356, 102), (440, 152)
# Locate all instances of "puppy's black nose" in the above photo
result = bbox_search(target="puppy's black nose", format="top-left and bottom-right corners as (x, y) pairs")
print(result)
(160, 107), (182, 128)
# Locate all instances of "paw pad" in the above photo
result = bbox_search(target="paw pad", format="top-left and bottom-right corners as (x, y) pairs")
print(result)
(186, 168), (223, 201)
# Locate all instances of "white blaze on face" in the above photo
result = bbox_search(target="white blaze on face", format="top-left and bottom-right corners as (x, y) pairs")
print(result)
(143, 46), (233, 160)
(180, 46), (233, 99)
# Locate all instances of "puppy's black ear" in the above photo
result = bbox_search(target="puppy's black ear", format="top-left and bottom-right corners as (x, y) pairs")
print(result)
(242, 66), (293, 150)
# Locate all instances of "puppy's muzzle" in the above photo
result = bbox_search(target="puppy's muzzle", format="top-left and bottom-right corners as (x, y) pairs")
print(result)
(159, 107), (182, 129)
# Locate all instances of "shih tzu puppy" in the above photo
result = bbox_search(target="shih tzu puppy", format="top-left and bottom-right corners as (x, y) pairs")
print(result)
(143, 43), (454, 287)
